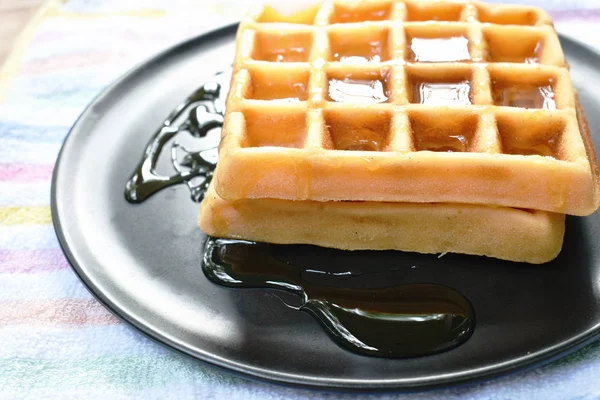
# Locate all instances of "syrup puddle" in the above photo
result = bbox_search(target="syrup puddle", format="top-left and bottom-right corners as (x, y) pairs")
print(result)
(252, 81), (307, 102)
(203, 238), (475, 358)
(336, 55), (382, 63)
(331, 39), (384, 63)
(328, 78), (388, 104)
(418, 135), (468, 152)
(409, 37), (470, 63)
(270, 48), (307, 62)
(414, 81), (471, 105)
(494, 84), (556, 109)
(125, 71), (476, 358)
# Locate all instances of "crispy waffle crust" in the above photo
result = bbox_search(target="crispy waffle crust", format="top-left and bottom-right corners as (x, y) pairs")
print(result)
(215, 0), (600, 216)
(199, 183), (565, 264)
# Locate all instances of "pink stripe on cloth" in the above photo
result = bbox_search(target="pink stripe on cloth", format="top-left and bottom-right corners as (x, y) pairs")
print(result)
(0, 164), (54, 182)
(0, 299), (119, 327)
(0, 249), (69, 273)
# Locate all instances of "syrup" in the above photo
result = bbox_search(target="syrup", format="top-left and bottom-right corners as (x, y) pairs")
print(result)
(264, 47), (309, 63)
(493, 83), (556, 109)
(413, 81), (471, 105)
(408, 37), (470, 62)
(505, 143), (556, 157)
(524, 56), (540, 64)
(253, 32), (312, 63)
(257, 5), (319, 25)
(333, 54), (382, 63)
(325, 111), (391, 151)
(243, 110), (307, 149)
(502, 135), (557, 157)
(405, 3), (463, 22)
(124, 76), (227, 203)
(486, 39), (542, 64)
(491, 54), (539, 64)
(331, 40), (385, 63)
(417, 135), (468, 152)
(497, 117), (560, 158)
(333, 135), (383, 151)
(126, 72), (476, 359)
(252, 81), (307, 102)
(327, 78), (388, 104)
(202, 238), (475, 358)
(331, 5), (391, 23)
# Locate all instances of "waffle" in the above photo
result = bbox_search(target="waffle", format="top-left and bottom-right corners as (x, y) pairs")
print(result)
(215, 0), (600, 216)
(199, 181), (565, 264)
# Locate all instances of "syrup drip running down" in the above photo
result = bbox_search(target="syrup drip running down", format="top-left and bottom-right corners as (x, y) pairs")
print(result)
(203, 238), (475, 358)
(125, 72), (476, 358)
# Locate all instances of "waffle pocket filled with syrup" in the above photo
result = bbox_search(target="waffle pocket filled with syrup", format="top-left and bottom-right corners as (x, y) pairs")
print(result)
(200, 0), (600, 263)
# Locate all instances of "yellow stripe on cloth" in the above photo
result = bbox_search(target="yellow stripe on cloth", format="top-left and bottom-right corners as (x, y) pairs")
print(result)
(0, 206), (52, 225)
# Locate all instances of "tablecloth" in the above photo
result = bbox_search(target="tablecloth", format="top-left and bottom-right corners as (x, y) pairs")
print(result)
(1, 0), (600, 398)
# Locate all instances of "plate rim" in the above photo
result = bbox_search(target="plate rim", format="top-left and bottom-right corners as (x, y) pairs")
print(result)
(51, 23), (600, 391)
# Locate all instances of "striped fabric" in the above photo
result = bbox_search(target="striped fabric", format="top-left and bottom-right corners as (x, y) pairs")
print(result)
(1, 1), (599, 399)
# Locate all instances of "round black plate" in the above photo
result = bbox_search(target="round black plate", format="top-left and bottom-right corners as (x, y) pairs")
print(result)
(52, 24), (600, 390)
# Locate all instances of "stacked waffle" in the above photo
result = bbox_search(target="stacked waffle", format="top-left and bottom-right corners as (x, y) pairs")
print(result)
(199, 0), (600, 264)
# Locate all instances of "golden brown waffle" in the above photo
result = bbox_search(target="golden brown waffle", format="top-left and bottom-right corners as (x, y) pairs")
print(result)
(215, 0), (600, 216)
(199, 181), (565, 264)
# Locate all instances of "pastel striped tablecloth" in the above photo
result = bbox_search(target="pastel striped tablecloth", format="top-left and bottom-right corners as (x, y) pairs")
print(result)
(1, 1), (600, 399)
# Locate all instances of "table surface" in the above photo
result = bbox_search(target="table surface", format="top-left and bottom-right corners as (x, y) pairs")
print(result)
(1, 1), (600, 399)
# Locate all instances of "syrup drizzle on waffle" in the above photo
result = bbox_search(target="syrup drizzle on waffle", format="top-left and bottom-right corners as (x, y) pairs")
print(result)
(124, 74), (227, 203)
(215, 0), (600, 216)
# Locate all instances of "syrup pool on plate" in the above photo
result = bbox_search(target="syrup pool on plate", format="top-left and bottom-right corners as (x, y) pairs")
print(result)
(202, 238), (475, 358)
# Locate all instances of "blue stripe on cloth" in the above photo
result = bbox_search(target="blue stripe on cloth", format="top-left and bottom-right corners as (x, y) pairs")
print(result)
(0, 139), (61, 164)
(0, 122), (69, 143)
(0, 225), (59, 250)
(0, 271), (92, 301)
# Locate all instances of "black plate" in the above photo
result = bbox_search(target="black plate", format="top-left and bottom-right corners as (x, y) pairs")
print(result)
(52, 24), (600, 390)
